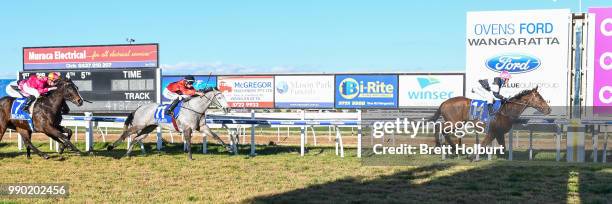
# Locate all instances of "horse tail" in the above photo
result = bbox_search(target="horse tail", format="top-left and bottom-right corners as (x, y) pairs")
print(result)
(430, 105), (442, 122)
(123, 112), (135, 131)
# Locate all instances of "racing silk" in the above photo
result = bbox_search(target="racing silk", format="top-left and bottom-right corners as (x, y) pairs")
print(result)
(19, 75), (51, 94)
(166, 79), (197, 96)
(478, 77), (505, 100)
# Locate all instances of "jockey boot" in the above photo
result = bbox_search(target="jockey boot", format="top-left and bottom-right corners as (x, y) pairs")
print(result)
(166, 99), (180, 116)
(23, 96), (36, 114)
(487, 103), (495, 115)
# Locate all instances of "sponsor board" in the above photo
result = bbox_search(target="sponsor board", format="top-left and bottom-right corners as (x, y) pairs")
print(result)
(218, 76), (274, 108)
(466, 9), (571, 115)
(20, 69), (157, 113)
(398, 75), (464, 107)
(0, 79), (14, 98)
(335, 75), (398, 108)
(23, 44), (158, 70)
(160, 76), (217, 102)
(588, 7), (612, 115)
(274, 75), (334, 108)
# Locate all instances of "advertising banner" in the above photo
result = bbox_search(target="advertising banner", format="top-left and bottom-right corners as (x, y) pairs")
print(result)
(161, 75), (217, 102)
(274, 75), (334, 108)
(589, 7), (612, 115)
(23, 44), (158, 70)
(398, 74), (464, 107)
(218, 76), (274, 108)
(466, 9), (571, 115)
(0, 79), (15, 98)
(335, 75), (398, 108)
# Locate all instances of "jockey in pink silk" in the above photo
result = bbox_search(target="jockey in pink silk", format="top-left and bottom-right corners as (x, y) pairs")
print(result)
(18, 72), (60, 113)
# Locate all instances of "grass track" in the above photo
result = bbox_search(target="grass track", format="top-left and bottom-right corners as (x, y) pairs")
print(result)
(0, 142), (610, 203)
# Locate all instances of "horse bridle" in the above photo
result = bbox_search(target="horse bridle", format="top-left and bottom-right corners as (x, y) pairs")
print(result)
(499, 91), (537, 117)
(179, 92), (224, 116)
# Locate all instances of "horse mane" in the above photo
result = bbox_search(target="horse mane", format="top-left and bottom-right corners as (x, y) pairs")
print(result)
(508, 88), (534, 101)
(201, 87), (218, 93)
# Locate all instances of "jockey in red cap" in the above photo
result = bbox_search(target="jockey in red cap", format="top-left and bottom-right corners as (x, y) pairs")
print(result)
(162, 75), (205, 116)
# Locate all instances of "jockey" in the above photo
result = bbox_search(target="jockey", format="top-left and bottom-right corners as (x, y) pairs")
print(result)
(163, 75), (205, 116)
(19, 72), (60, 113)
(5, 81), (23, 98)
(473, 70), (511, 114)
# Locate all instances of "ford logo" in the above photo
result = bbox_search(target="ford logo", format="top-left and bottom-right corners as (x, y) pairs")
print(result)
(485, 54), (541, 74)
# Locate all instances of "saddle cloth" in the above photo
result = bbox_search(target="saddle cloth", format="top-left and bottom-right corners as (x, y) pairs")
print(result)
(468, 99), (502, 122)
(10, 98), (35, 131)
(153, 101), (183, 123)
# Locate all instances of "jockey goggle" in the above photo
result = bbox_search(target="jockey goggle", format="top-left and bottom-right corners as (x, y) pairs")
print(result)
(185, 80), (194, 85)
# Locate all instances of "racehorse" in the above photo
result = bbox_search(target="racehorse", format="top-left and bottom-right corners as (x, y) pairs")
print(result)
(430, 87), (551, 159)
(106, 88), (230, 160)
(0, 78), (85, 159)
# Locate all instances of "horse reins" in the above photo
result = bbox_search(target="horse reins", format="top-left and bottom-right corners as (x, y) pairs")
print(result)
(499, 91), (536, 117)
(178, 92), (224, 116)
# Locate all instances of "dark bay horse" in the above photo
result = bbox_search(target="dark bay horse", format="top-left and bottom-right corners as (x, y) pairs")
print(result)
(430, 87), (551, 157)
(0, 78), (84, 159)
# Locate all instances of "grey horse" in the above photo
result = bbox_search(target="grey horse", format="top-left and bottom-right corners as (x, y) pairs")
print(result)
(107, 88), (230, 160)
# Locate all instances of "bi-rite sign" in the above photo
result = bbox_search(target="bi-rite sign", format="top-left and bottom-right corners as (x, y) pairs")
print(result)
(335, 75), (398, 108)
(23, 44), (158, 70)
(465, 9), (571, 116)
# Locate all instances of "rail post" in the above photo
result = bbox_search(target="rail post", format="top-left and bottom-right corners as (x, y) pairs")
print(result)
(202, 131), (207, 154)
(475, 133), (480, 161)
(337, 125), (344, 158)
(593, 125), (598, 162)
(84, 112), (94, 152)
(357, 109), (362, 158)
(556, 124), (562, 162)
(300, 110), (306, 156)
(529, 129), (533, 160)
(603, 125), (608, 163)
(17, 133), (23, 151)
(250, 110), (256, 156)
(508, 127), (513, 161)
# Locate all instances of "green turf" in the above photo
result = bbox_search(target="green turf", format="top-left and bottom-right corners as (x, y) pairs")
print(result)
(0, 142), (610, 203)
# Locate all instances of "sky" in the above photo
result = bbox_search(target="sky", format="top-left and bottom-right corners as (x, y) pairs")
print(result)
(0, 0), (610, 78)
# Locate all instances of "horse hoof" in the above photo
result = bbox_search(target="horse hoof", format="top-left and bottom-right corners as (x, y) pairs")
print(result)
(42, 155), (50, 160)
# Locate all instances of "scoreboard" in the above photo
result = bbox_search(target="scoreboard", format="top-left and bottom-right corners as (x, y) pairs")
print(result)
(19, 69), (159, 114)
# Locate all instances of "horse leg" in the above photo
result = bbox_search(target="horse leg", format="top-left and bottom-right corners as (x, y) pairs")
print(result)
(17, 128), (49, 159)
(468, 133), (495, 161)
(124, 126), (157, 157)
(58, 126), (73, 154)
(184, 128), (193, 160)
(0, 124), (6, 143)
(107, 126), (140, 151)
(443, 133), (456, 150)
(44, 127), (81, 154)
(200, 125), (232, 152)
(125, 134), (147, 157)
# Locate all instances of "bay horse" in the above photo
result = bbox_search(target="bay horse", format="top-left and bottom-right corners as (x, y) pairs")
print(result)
(0, 78), (85, 159)
(107, 88), (230, 160)
(430, 87), (551, 158)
